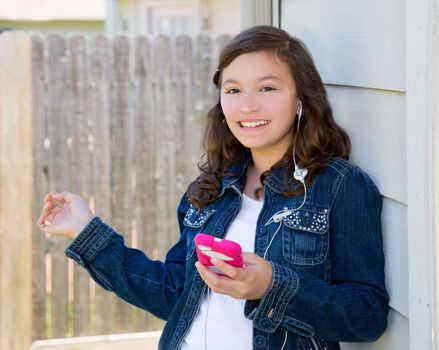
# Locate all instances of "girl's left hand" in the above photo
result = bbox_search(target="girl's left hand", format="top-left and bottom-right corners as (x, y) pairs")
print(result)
(195, 252), (272, 300)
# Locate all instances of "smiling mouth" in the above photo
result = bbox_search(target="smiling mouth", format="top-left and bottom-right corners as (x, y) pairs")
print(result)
(239, 120), (271, 128)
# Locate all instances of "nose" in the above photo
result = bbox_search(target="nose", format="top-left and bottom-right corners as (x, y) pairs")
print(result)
(239, 93), (260, 114)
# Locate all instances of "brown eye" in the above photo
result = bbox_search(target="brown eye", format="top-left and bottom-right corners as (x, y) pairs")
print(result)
(261, 86), (276, 92)
(226, 88), (240, 94)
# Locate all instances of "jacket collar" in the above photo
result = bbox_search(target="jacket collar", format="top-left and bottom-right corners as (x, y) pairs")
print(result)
(263, 165), (300, 193)
(219, 161), (299, 197)
(218, 161), (248, 197)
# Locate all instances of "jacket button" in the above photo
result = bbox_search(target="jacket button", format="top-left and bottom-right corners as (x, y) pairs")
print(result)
(303, 213), (311, 225)
(254, 335), (267, 347)
(214, 226), (224, 236)
(258, 317), (273, 329)
(178, 319), (187, 330)
(195, 274), (204, 286)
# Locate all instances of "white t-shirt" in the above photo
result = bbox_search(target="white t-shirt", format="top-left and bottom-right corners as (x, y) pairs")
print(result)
(181, 194), (264, 350)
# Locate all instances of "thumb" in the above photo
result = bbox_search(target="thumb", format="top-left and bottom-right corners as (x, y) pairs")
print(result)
(37, 214), (60, 234)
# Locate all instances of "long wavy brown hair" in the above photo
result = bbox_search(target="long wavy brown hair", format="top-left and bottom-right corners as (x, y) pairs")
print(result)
(187, 25), (350, 208)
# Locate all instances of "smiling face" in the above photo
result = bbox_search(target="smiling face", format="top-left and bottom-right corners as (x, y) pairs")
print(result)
(220, 51), (299, 161)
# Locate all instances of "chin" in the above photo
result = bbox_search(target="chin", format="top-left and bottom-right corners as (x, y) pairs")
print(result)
(239, 141), (263, 149)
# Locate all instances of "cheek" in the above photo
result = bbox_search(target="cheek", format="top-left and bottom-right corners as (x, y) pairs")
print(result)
(271, 97), (296, 124)
(220, 97), (237, 120)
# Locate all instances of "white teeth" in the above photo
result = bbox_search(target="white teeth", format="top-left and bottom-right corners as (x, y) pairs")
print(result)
(240, 120), (270, 128)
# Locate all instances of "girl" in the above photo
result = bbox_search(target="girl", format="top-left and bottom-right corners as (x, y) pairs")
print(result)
(38, 25), (389, 350)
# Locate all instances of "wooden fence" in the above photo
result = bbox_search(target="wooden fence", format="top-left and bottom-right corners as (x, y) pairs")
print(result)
(0, 31), (230, 349)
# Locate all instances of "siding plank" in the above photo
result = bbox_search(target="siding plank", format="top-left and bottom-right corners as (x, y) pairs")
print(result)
(406, 0), (439, 348)
(281, 0), (405, 91)
(382, 198), (408, 317)
(341, 310), (408, 350)
(327, 86), (406, 204)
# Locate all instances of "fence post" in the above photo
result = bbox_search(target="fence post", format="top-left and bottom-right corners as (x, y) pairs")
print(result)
(240, 0), (272, 29)
(0, 32), (33, 349)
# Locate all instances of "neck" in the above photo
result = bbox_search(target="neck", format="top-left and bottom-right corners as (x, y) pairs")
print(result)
(243, 148), (284, 200)
(250, 148), (284, 178)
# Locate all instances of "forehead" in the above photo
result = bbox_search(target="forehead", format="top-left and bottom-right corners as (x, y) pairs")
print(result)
(222, 51), (293, 82)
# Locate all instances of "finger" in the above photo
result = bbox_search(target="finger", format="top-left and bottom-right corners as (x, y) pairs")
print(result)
(196, 262), (238, 291)
(42, 202), (55, 215)
(43, 191), (54, 203)
(243, 252), (263, 265)
(56, 191), (73, 202)
(196, 262), (227, 286)
(210, 258), (242, 280)
(195, 262), (218, 280)
(46, 211), (57, 222)
(37, 214), (46, 226)
(37, 215), (54, 233)
(43, 201), (63, 216)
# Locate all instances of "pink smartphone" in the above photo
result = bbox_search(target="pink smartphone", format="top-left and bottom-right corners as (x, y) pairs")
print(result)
(194, 233), (243, 273)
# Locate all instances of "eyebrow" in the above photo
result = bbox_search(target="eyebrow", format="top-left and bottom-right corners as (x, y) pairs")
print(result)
(222, 75), (282, 86)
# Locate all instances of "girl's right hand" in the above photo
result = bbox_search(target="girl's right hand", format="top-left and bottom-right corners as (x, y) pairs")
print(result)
(37, 191), (95, 239)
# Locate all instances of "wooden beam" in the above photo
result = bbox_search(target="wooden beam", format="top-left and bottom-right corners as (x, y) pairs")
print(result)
(31, 331), (161, 350)
(406, 0), (439, 348)
(272, 0), (280, 27)
(0, 32), (33, 350)
(240, 0), (272, 29)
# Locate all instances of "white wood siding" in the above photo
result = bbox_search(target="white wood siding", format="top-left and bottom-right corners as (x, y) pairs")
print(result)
(406, 0), (439, 348)
(281, 1), (408, 349)
(281, 0), (405, 91)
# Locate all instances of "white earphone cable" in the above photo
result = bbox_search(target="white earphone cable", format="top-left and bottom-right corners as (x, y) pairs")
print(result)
(204, 287), (210, 350)
(280, 331), (288, 350)
(263, 180), (306, 260)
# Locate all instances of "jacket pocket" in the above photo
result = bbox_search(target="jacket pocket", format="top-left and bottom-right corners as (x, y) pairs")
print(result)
(282, 207), (329, 265)
(183, 204), (216, 260)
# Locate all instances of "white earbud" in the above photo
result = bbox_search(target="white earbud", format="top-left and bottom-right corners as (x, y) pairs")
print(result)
(297, 100), (303, 119)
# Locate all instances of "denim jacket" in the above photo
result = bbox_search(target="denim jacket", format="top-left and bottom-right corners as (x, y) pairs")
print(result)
(65, 157), (389, 350)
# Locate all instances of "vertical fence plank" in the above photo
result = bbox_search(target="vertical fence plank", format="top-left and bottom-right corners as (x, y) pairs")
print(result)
(0, 32), (33, 350)
(111, 34), (135, 333)
(174, 35), (193, 216)
(190, 35), (215, 181)
(46, 33), (71, 338)
(31, 33), (49, 341)
(90, 34), (114, 335)
(68, 34), (92, 336)
(133, 35), (162, 331)
(153, 35), (178, 255)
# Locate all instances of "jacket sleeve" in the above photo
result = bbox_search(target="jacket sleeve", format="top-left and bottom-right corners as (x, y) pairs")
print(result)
(244, 167), (389, 342)
(64, 193), (191, 320)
